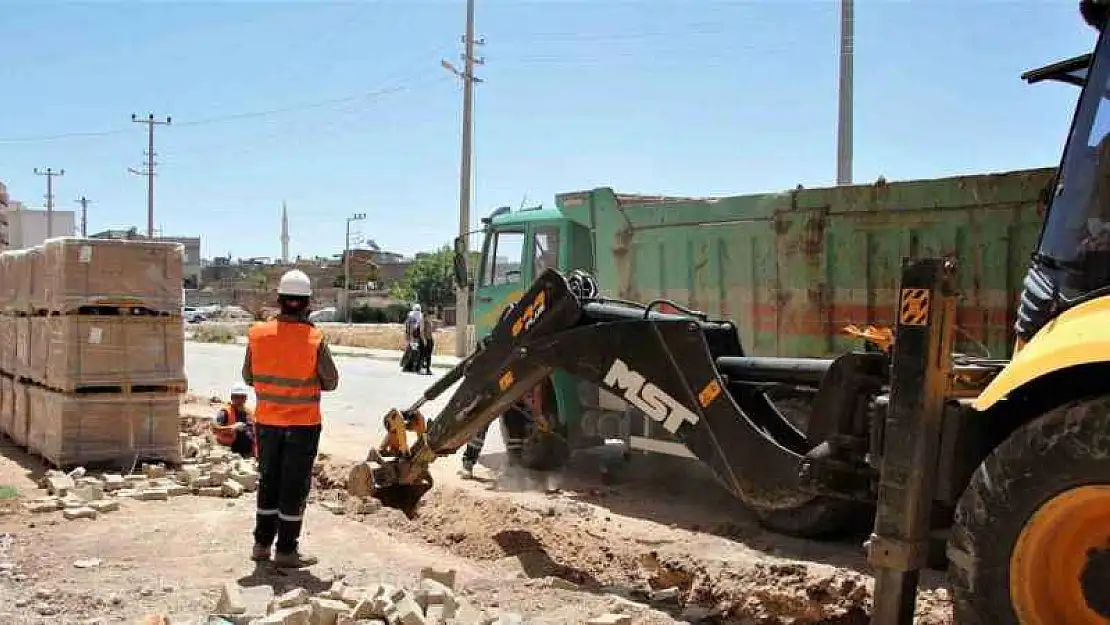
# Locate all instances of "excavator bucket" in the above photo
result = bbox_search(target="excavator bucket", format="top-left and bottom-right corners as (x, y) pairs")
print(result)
(347, 457), (434, 518)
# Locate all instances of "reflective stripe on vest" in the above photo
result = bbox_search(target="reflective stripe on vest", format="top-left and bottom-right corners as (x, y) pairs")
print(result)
(247, 320), (323, 427)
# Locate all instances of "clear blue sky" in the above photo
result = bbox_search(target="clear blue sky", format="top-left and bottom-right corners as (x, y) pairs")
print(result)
(0, 0), (1097, 260)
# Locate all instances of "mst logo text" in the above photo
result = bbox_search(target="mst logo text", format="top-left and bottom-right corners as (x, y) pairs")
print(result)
(603, 359), (700, 434)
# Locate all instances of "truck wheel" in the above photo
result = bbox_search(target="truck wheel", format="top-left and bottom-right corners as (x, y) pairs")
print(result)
(948, 396), (1110, 624)
(747, 496), (872, 539)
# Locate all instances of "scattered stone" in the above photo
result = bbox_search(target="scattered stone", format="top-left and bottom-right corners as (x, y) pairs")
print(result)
(222, 481), (245, 498)
(44, 474), (74, 496)
(71, 485), (104, 501)
(309, 597), (348, 624)
(143, 463), (168, 479)
(587, 614), (632, 625)
(651, 586), (680, 603)
(33, 586), (58, 599)
(351, 498), (380, 514)
(25, 498), (62, 514)
(139, 586), (155, 597)
(101, 474), (125, 490)
(419, 567), (457, 591)
(68, 466), (87, 479)
(62, 507), (97, 520)
(544, 576), (580, 591)
(320, 501), (344, 515)
(215, 582), (247, 615)
(271, 588), (311, 611)
(200, 486), (225, 497)
(165, 484), (191, 497)
(230, 470), (259, 491)
(73, 558), (102, 569)
(34, 603), (59, 615)
(135, 488), (169, 501)
(256, 605), (312, 625)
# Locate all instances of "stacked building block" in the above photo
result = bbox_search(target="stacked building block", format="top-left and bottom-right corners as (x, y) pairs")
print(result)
(0, 237), (186, 468)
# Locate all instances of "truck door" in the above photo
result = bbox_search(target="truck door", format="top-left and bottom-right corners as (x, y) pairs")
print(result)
(473, 228), (527, 339)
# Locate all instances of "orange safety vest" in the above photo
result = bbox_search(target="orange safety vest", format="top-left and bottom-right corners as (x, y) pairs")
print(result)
(247, 319), (324, 427)
(214, 403), (252, 446)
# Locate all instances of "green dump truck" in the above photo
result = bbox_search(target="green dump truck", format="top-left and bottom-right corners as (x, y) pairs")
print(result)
(461, 167), (1055, 466)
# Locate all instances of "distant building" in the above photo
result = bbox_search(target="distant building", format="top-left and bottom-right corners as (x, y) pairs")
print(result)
(6, 205), (78, 249)
(90, 228), (202, 288)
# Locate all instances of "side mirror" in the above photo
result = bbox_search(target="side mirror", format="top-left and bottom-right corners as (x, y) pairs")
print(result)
(452, 236), (470, 289)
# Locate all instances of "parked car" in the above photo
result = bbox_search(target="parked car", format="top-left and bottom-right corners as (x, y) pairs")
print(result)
(183, 307), (207, 324)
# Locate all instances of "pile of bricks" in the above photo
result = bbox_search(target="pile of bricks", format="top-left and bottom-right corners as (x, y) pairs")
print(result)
(22, 435), (259, 519)
(211, 567), (501, 625)
(0, 237), (187, 468)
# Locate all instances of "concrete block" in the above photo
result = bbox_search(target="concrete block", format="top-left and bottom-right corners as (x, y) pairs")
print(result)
(166, 484), (191, 497)
(101, 474), (125, 490)
(308, 597), (348, 625)
(271, 588), (310, 611)
(88, 499), (120, 513)
(62, 507), (97, 520)
(221, 481), (245, 498)
(135, 488), (168, 501)
(214, 582), (246, 615)
(255, 605), (311, 625)
(424, 604), (445, 625)
(386, 596), (427, 625)
(199, 486), (225, 497)
(230, 470), (259, 491)
(586, 614), (632, 625)
(418, 579), (457, 617)
(71, 485), (104, 502)
(350, 598), (383, 619)
(320, 501), (344, 515)
(420, 567), (457, 591)
(178, 466), (203, 485)
(25, 499), (62, 513)
(44, 474), (74, 496)
(142, 463), (167, 479)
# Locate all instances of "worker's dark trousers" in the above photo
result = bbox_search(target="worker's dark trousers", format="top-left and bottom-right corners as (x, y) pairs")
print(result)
(461, 405), (529, 469)
(419, 338), (435, 372)
(253, 423), (321, 555)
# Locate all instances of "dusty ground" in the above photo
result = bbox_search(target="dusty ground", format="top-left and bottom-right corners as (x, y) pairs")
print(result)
(0, 342), (955, 624)
(191, 320), (460, 356)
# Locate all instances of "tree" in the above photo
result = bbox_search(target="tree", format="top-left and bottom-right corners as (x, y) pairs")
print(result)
(389, 246), (455, 309)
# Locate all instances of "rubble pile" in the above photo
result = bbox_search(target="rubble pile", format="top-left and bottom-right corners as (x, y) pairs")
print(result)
(207, 566), (539, 625)
(22, 434), (259, 519)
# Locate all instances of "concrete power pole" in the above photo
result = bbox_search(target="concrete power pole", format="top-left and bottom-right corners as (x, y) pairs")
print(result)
(33, 167), (65, 238)
(836, 0), (854, 186)
(129, 113), (172, 238)
(443, 0), (484, 357)
(75, 196), (91, 237)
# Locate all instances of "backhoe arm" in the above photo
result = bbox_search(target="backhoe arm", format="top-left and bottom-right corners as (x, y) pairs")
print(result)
(348, 268), (827, 518)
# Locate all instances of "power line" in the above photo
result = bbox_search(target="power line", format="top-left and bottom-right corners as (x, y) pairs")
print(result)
(128, 114), (172, 238)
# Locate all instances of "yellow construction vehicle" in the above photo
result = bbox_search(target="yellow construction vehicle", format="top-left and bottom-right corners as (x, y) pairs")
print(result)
(350, 3), (1110, 622)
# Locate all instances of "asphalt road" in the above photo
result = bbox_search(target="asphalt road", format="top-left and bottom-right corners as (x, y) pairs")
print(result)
(184, 341), (504, 460)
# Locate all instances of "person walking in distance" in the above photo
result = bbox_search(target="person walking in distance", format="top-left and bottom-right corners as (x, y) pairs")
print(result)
(418, 310), (435, 375)
(242, 269), (339, 568)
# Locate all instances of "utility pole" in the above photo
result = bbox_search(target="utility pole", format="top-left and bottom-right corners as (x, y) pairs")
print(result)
(34, 167), (65, 238)
(129, 113), (172, 238)
(442, 0), (484, 357)
(836, 0), (854, 185)
(345, 213), (366, 324)
(74, 196), (91, 237)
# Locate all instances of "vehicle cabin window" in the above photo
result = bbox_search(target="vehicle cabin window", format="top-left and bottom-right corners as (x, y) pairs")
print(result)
(482, 230), (525, 286)
(532, 228), (560, 277)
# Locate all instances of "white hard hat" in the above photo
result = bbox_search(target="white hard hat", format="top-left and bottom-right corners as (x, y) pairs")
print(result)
(229, 383), (250, 397)
(278, 269), (312, 297)
(413, 303), (422, 312)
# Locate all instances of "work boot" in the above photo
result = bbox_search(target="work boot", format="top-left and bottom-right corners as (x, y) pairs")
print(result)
(250, 544), (271, 562)
(273, 551), (318, 569)
(458, 460), (475, 480)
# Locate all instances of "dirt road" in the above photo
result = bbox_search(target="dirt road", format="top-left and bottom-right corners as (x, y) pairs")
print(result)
(0, 342), (954, 624)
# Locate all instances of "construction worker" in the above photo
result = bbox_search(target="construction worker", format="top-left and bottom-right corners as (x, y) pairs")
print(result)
(213, 384), (256, 459)
(459, 388), (533, 478)
(242, 269), (340, 568)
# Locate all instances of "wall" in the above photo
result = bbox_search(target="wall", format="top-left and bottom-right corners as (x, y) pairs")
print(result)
(7, 209), (78, 250)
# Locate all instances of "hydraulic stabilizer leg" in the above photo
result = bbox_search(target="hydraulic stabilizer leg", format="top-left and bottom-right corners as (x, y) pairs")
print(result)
(867, 258), (958, 625)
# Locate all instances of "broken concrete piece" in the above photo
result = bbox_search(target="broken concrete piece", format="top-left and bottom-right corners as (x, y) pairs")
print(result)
(214, 582), (246, 615)
(135, 488), (169, 501)
(222, 481), (245, 498)
(419, 567), (457, 591)
(44, 474), (74, 496)
(199, 486), (224, 497)
(230, 471), (259, 491)
(308, 597), (347, 625)
(166, 484), (191, 497)
(88, 500), (120, 513)
(71, 485), (104, 502)
(62, 507), (97, 520)
(586, 614), (632, 625)
(101, 474), (125, 490)
(255, 605), (311, 625)
(271, 588), (310, 611)
(351, 498), (380, 515)
(320, 501), (344, 515)
(24, 499), (62, 514)
(143, 464), (167, 479)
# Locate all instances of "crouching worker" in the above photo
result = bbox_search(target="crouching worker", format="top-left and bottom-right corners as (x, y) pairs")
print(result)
(214, 384), (256, 458)
(243, 269), (340, 568)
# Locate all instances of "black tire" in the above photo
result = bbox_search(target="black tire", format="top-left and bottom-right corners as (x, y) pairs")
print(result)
(948, 395), (1110, 624)
(747, 496), (873, 539)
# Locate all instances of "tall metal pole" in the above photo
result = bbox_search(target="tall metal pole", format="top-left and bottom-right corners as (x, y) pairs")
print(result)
(34, 167), (65, 239)
(129, 113), (172, 238)
(836, 0), (855, 185)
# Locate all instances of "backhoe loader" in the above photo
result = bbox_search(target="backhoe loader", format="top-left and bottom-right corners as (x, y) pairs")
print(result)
(348, 2), (1110, 623)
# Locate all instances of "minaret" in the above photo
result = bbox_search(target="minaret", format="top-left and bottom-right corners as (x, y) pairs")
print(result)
(280, 201), (290, 264)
